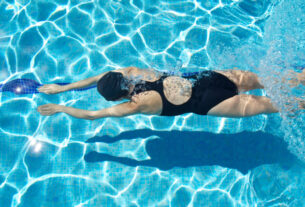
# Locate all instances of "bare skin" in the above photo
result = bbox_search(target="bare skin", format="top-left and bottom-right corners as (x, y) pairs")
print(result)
(37, 67), (305, 119)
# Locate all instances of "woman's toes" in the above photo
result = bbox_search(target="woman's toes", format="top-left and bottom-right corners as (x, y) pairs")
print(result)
(297, 71), (305, 85)
(295, 98), (305, 110)
(299, 101), (305, 110)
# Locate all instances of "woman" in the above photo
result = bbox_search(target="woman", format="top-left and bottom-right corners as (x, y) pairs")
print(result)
(37, 67), (305, 119)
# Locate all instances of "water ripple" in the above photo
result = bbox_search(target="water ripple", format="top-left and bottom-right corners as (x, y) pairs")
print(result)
(1, 0), (304, 206)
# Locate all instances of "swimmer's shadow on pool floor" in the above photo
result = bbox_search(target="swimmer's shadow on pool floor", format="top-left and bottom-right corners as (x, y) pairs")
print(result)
(84, 130), (297, 174)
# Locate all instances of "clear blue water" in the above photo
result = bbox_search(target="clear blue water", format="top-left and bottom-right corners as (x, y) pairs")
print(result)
(0, 0), (305, 206)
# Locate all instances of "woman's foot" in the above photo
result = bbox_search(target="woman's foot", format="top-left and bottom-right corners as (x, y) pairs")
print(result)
(297, 68), (305, 85)
(286, 69), (305, 87)
(297, 98), (305, 110)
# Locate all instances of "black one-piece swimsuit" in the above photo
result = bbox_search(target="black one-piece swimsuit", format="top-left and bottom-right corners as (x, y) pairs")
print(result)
(130, 71), (238, 116)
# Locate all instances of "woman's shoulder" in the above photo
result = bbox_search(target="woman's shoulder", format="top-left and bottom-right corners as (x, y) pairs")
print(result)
(128, 67), (163, 82)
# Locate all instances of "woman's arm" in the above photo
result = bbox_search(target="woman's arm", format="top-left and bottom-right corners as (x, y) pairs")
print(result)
(37, 101), (143, 120)
(38, 67), (138, 94)
(60, 75), (101, 92)
(37, 73), (105, 94)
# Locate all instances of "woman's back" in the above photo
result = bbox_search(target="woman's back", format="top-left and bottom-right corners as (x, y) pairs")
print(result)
(129, 68), (193, 106)
(128, 69), (238, 116)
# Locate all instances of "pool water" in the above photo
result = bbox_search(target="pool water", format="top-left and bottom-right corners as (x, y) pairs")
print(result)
(0, 0), (305, 206)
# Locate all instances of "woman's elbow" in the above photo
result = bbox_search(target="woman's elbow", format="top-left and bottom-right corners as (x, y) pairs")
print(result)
(87, 111), (98, 120)
(87, 109), (109, 120)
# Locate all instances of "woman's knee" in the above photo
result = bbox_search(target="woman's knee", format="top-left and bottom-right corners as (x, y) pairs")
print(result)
(236, 71), (263, 91)
(241, 95), (278, 115)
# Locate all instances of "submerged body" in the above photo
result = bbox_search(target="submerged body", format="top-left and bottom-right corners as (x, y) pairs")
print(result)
(130, 70), (238, 116)
(37, 67), (305, 119)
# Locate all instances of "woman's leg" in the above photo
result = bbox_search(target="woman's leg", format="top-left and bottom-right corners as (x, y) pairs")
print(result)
(216, 68), (305, 92)
(215, 70), (264, 92)
(207, 94), (279, 118)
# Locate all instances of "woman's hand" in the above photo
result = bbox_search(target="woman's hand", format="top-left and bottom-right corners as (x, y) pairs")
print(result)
(38, 84), (64, 94)
(37, 104), (63, 116)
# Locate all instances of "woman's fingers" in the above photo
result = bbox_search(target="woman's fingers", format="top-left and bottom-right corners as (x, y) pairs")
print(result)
(37, 104), (58, 115)
(37, 86), (43, 92)
(38, 85), (50, 94)
(37, 105), (49, 115)
(37, 84), (61, 94)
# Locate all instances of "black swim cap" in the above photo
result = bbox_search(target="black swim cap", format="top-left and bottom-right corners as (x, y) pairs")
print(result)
(97, 72), (130, 101)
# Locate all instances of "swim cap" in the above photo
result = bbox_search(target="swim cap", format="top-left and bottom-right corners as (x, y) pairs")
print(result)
(97, 72), (130, 101)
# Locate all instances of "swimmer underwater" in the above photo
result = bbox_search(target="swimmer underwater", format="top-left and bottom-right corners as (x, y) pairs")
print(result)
(37, 67), (305, 119)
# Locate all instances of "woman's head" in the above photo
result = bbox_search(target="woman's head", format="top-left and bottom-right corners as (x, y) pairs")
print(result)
(97, 72), (131, 101)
